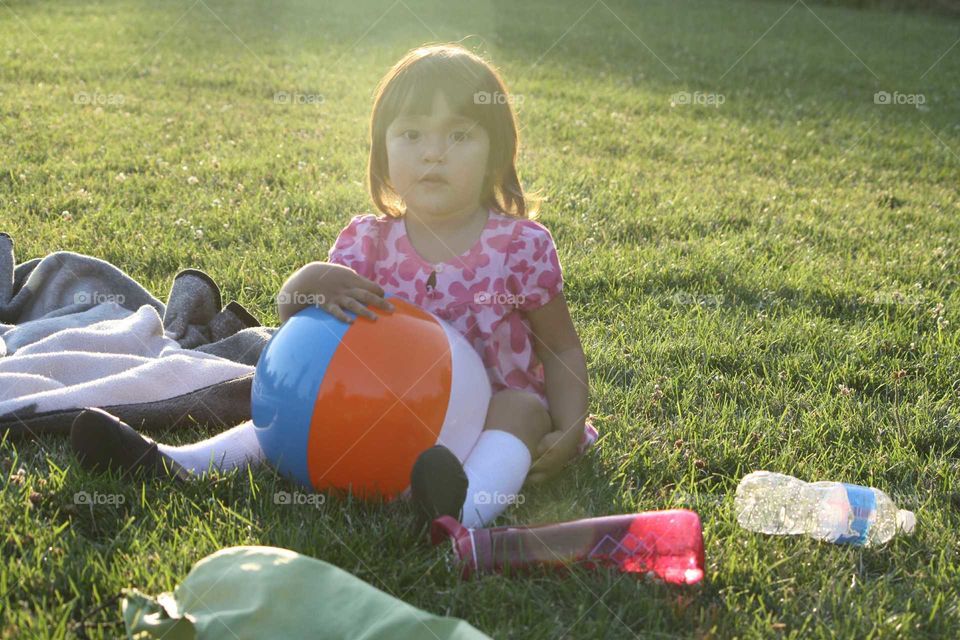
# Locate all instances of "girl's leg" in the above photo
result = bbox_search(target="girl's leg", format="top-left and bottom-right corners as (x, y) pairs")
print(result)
(70, 408), (263, 480)
(409, 389), (550, 529)
(459, 389), (551, 528)
(157, 421), (263, 475)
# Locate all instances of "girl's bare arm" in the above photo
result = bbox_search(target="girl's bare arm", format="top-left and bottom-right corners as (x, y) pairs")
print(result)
(278, 262), (393, 325)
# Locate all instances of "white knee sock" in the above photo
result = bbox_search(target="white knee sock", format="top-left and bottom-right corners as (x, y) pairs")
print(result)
(460, 430), (532, 528)
(157, 420), (264, 476)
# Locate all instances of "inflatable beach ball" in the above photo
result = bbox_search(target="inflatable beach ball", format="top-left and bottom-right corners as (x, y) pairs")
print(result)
(251, 296), (489, 500)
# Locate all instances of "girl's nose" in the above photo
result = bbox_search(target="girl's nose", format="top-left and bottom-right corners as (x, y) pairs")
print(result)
(421, 134), (447, 163)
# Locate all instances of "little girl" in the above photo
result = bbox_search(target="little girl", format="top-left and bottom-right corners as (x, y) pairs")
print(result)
(71, 43), (597, 530)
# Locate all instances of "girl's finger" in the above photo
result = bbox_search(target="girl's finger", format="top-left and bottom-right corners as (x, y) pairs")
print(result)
(529, 457), (554, 475)
(352, 275), (386, 298)
(526, 472), (546, 485)
(537, 435), (563, 458)
(342, 297), (378, 321)
(350, 288), (395, 312)
(323, 303), (352, 324)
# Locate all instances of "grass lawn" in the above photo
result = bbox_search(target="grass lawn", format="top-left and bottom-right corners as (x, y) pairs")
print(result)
(2, 0), (959, 637)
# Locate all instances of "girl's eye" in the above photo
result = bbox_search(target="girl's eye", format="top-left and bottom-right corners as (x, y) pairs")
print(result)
(401, 129), (420, 141)
(450, 130), (470, 142)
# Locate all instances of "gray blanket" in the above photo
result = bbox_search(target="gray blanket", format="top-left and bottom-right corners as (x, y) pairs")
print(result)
(0, 232), (275, 439)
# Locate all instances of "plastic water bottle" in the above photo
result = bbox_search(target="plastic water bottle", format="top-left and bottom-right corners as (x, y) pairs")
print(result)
(430, 509), (705, 585)
(735, 471), (916, 545)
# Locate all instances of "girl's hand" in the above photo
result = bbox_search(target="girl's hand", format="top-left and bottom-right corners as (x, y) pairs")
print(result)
(318, 264), (394, 324)
(279, 262), (394, 324)
(527, 428), (581, 484)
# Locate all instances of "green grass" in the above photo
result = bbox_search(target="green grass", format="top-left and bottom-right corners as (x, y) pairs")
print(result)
(2, 0), (959, 637)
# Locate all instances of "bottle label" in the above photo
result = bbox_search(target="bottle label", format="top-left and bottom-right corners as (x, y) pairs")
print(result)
(836, 484), (876, 545)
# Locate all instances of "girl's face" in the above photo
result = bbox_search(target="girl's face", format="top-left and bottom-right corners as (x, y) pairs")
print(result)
(385, 90), (490, 220)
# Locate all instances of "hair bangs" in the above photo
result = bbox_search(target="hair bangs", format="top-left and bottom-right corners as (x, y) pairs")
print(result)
(387, 55), (494, 128)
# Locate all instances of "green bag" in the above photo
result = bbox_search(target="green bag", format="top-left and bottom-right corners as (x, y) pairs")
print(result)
(122, 545), (490, 640)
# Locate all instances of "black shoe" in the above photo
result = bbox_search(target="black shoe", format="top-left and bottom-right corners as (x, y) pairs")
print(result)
(70, 408), (189, 481)
(410, 445), (469, 532)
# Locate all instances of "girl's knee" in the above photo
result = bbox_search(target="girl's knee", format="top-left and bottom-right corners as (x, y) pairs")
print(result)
(485, 390), (551, 453)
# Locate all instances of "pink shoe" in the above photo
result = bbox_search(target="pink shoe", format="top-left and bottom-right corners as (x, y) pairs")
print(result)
(574, 418), (600, 459)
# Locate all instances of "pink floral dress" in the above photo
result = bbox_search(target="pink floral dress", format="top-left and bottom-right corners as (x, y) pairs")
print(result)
(326, 209), (598, 456)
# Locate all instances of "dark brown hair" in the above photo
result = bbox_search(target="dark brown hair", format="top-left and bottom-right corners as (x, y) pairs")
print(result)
(367, 43), (538, 219)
